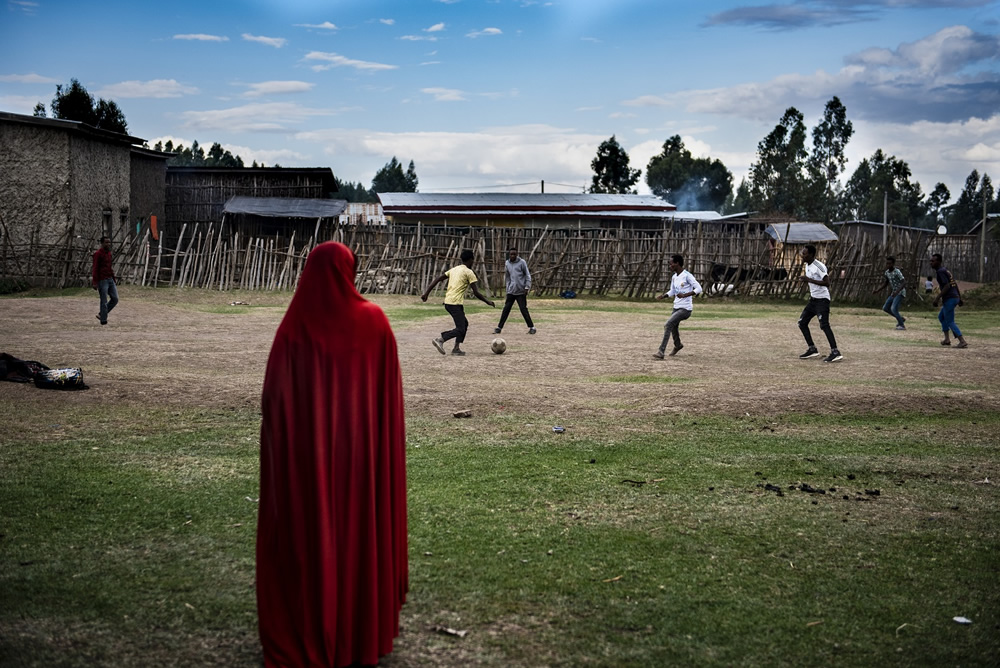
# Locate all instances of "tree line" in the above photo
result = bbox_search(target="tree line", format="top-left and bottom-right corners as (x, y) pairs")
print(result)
(587, 97), (998, 234)
(30, 81), (998, 233)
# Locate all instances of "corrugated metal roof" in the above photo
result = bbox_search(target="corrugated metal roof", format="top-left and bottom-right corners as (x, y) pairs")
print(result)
(765, 223), (838, 243)
(378, 208), (673, 218)
(378, 192), (675, 212)
(223, 196), (347, 219)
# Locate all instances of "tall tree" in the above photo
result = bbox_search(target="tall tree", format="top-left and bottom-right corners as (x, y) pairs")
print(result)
(950, 170), (994, 234)
(923, 182), (951, 228)
(840, 149), (925, 225)
(645, 135), (732, 210)
(46, 78), (128, 134)
(723, 178), (752, 214)
(748, 107), (808, 216)
(32, 102), (46, 117)
(371, 157), (419, 194)
(588, 135), (641, 194)
(334, 178), (376, 203)
(806, 96), (854, 222)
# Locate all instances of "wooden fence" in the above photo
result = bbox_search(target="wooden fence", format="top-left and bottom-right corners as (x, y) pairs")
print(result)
(2, 217), (997, 303)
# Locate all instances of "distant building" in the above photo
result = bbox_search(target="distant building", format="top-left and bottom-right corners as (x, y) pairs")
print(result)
(377, 192), (677, 230)
(0, 110), (167, 248)
(164, 166), (337, 246)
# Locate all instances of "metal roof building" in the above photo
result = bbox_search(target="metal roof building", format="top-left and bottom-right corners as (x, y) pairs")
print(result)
(377, 192), (677, 229)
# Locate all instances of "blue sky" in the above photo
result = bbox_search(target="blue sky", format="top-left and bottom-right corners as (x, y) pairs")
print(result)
(2, 0), (999, 204)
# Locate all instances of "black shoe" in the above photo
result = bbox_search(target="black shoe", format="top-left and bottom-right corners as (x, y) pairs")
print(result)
(451, 349), (466, 356)
(823, 350), (843, 363)
(799, 347), (819, 359)
(528, 327), (536, 334)
(669, 343), (683, 356)
(494, 327), (502, 334)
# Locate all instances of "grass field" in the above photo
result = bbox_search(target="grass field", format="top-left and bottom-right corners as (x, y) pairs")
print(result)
(1, 286), (998, 667)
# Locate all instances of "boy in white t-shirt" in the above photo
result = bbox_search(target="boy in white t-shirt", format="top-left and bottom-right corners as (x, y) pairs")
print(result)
(653, 254), (703, 358)
(797, 244), (842, 363)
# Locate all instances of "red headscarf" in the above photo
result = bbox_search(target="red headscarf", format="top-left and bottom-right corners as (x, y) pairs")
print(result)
(257, 241), (408, 667)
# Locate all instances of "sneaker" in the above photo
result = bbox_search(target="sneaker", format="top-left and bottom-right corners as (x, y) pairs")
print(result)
(669, 343), (684, 356)
(432, 338), (446, 355)
(652, 351), (665, 360)
(895, 325), (906, 330)
(799, 347), (819, 359)
(528, 327), (536, 335)
(823, 350), (843, 363)
(494, 327), (502, 334)
(451, 349), (466, 356)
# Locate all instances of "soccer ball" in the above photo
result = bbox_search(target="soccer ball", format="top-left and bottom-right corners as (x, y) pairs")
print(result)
(491, 337), (507, 355)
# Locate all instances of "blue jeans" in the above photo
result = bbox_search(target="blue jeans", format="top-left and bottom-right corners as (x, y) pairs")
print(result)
(882, 294), (905, 327)
(938, 297), (962, 337)
(98, 278), (118, 323)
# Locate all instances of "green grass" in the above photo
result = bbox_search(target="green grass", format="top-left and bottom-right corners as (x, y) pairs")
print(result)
(2, 406), (997, 666)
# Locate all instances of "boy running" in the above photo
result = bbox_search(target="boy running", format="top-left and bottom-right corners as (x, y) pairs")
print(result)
(872, 256), (907, 329)
(422, 249), (495, 356)
(653, 254), (702, 358)
(798, 244), (842, 362)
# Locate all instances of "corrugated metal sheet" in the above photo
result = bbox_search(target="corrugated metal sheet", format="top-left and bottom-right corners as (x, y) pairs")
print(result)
(379, 208), (673, 218)
(223, 196), (347, 219)
(378, 192), (674, 211)
(765, 223), (838, 243)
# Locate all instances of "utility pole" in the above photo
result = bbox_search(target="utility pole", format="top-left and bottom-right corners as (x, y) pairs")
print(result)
(541, 179), (545, 193)
(979, 195), (987, 283)
(882, 191), (889, 248)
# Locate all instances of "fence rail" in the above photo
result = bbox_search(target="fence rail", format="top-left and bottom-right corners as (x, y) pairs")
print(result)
(2, 218), (997, 303)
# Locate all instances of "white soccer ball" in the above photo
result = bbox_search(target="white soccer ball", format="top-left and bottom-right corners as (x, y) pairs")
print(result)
(491, 337), (507, 355)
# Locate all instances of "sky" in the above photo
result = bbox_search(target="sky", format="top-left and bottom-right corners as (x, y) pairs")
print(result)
(2, 0), (999, 205)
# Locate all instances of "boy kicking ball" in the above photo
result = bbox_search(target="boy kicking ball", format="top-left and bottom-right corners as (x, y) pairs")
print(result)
(422, 249), (495, 356)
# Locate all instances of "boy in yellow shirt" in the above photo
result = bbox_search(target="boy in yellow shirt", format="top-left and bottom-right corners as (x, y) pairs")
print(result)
(421, 249), (496, 356)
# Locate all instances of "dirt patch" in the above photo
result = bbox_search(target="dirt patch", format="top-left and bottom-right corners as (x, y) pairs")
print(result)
(1, 289), (998, 421)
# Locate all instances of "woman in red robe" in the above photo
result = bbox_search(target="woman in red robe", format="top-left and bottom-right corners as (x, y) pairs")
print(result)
(257, 241), (408, 667)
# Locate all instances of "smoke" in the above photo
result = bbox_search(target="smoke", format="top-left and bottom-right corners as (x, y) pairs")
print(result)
(669, 177), (715, 212)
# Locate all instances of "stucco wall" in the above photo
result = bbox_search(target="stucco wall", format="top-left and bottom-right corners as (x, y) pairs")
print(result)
(69, 134), (130, 244)
(130, 152), (167, 237)
(0, 122), (72, 246)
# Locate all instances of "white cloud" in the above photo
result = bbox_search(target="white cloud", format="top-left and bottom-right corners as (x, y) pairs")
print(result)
(0, 95), (44, 114)
(380, 18), (395, 26)
(173, 34), (228, 42)
(422, 87), (467, 102)
(401, 35), (438, 42)
(294, 22), (338, 31)
(575, 106), (603, 112)
(466, 27), (502, 38)
(421, 61), (442, 66)
(242, 34), (287, 48)
(144, 135), (307, 166)
(621, 95), (674, 108)
(97, 79), (198, 98)
(179, 102), (336, 132)
(8, 1), (38, 15)
(242, 81), (315, 97)
(609, 112), (637, 119)
(0, 73), (60, 84)
(294, 124), (605, 187)
(303, 51), (398, 72)
(426, 22), (446, 32)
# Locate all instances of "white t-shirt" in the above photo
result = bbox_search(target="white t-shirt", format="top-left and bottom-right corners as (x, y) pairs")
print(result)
(667, 269), (703, 310)
(804, 260), (831, 300)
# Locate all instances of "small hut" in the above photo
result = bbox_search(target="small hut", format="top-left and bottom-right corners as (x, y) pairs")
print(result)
(765, 222), (838, 272)
(221, 196), (347, 247)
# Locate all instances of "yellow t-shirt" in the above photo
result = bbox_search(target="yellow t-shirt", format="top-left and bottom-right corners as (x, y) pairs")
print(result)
(444, 265), (477, 305)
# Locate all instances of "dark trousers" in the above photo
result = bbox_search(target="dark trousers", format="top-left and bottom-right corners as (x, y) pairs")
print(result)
(659, 308), (691, 353)
(497, 293), (533, 329)
(442, 304), (468, 344)
(799, 298), (837, 350)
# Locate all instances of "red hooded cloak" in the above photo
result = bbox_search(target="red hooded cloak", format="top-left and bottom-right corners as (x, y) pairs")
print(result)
(257, 241), (408, 667)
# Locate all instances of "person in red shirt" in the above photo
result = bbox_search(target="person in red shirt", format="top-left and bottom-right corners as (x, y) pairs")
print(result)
(91, 236), (118, 325)
(257, 241), (408, 667)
